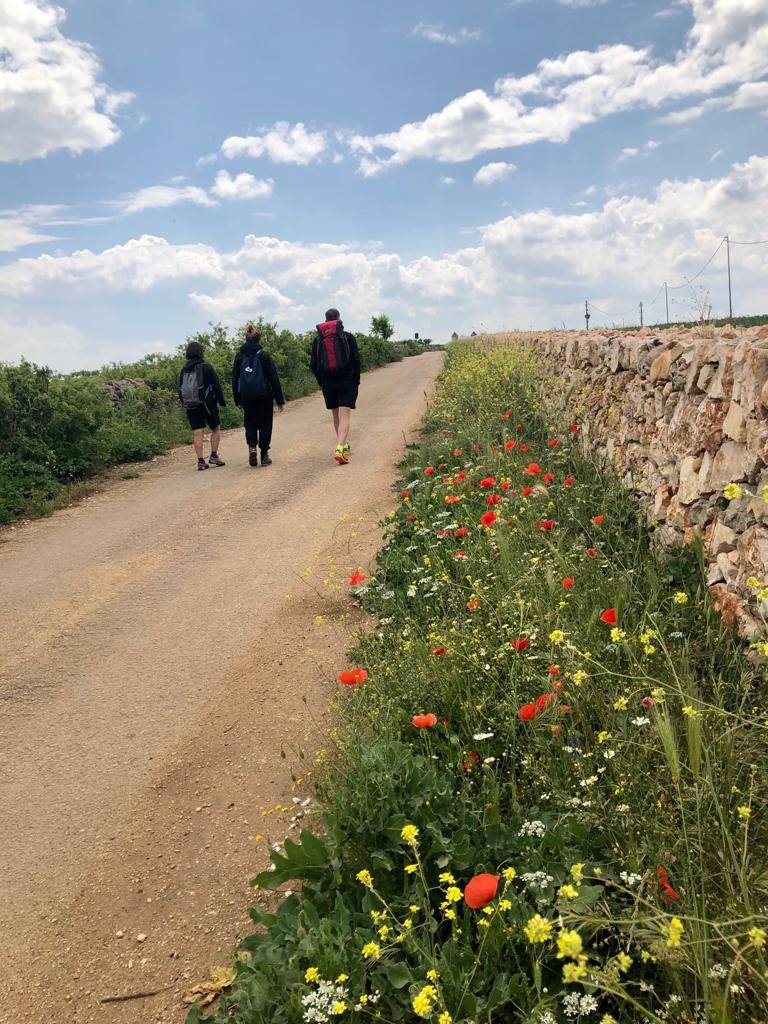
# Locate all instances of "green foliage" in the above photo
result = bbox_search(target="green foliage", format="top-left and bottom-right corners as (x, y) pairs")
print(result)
(0, 319), (419, 524)
(370, 314), (395, 342)
(195, 341), (768, 1024)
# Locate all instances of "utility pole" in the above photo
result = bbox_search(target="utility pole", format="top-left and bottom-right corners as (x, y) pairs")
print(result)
(639, 301), (644, 328)
(585, 300), (590, 331)
(665, 282), (670, 326)
(726, 234), (733, 321)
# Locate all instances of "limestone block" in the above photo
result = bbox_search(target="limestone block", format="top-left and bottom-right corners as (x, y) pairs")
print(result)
(678, 455), (704, 504)
(722, 400), (747, 443)
(701, 440), (761, 492)
(707, 520), (737, 555)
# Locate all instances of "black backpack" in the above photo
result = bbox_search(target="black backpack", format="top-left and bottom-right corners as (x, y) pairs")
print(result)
(238, 350), (268, 401)
(316, 320), (351, 376)
(180, 363), (206, 409)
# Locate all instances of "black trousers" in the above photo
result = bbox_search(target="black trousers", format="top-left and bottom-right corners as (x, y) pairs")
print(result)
(242, 399), (274, 452)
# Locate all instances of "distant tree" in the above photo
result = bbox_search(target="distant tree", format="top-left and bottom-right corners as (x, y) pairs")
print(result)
(370, 314), (394, 341)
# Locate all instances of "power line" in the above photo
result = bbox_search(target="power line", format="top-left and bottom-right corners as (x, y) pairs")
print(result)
(730, 238), (768, 246)
(666, 237), (725, 290)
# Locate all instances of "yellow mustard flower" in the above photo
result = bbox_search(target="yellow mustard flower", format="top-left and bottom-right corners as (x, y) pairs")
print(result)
(362, 942), (381, 959)
(563, 961), (587, 983)
(615, 952), (632, 972)
(401, 824), (420, 846)
(503, 866), (517, 881)
(556, 929), (583, 959)
(356, 869), (373, 888)
(524, 914), (553, 943)
(724, 482), (743, 501)
(749, 926), (767, 948)
(558, 884), (579, 900)
(737, 805), (752, 821)
(663, 917), (684, 947)
(549, 629), (566, 644)
(673, 591), (689, 605)
(412, 985), (438, 1018)
(570, 863), (586, 884)
(305, 967), (320, 983)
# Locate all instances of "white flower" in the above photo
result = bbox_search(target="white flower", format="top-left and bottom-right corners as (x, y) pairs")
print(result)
(473, 731), (495, 741)
(518, 820), (546, 838)
(709, 963), (727, 979)
(406, 585), (417, 598)
(619, 871), (643, 887)
(483, 756), (496, 764)
(616, 803), (630, 812)
(603, 749), (616, 759)
(631, 716), (650, 726)
(579, 776), (598, 788)
(579, 994), (598, 1015)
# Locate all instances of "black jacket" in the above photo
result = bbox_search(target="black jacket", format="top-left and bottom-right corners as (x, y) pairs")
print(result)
(310, 329), (361, 387)
(178, 357), (226, 407)
(232, 341), (285, 406)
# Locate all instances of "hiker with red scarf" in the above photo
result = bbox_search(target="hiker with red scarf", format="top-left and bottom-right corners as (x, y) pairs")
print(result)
(310, 307), (361, 465)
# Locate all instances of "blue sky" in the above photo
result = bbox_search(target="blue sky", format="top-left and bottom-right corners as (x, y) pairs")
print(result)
(1, 0), (767, 370)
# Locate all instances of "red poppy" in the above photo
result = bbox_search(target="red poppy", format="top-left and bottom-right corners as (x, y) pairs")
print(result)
(485, 494), (502, 506)
(551, 678), (564, 693)
(412, 713), (437, 728)
(587, 547), (597, 558)
(641, 696), (655, 709)
(479, 476), (497, 489)
(569, 423), (579, 434)
(471, 444), (481, 452)
(504, 439), (517, 452)
(339, 668), (369, 686)
(542, 472), (555, 485)
(454, 449), (463, 457)
(524, 463), (542, 476)
(563, 475), (576, 486)
(464, 873), (500, 909)
(439, 715), (449, 726)
(600, 607), (617, 625)
(520, 486), (534, 497)
(480, 510), (498, 528)
(455, 527), (469, 538)
(455, 550), (468, 559)
(432, 646), (447, 656)
(463, 751), (479, 770)
(562, 577), (575, 589)
(591, 514), (604, 525)
(455, 471), (468, 482)
(501, 481), (511, 492)
(436, 528), (451, 538)
(349, 570), (366, 586)
(548, 439), (560, 448)
(406, 514), (414, 521)
(510, 637), (529, 652)
(520, 443), (529, 452)
(467, 597), (480, 611)
(401, 490), (409, 499)
(534, 519), (555, 531)
(518, 703), (538, 721)
(549, 664), (560, 676)
(536, 692), (556, 711)
(424, 466), (435, 476)
(657, 866), (680, 904)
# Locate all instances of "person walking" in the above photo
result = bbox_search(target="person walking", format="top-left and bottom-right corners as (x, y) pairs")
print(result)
(178, 340), (227, 471)
(310, 307), (361, 465)
(232, 324), (285, 467)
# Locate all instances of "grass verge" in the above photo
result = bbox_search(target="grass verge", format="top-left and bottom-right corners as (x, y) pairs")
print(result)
(188, 341), (768, 1024)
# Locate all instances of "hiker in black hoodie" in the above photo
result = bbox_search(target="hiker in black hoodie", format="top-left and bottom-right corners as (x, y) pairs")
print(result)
(232, 324), (285, 467)
(178, 340), (227, 470)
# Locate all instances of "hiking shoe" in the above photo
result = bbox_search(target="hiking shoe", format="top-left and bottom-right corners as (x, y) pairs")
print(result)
(261, 453), (273, 466)
(248, 447), (259, 467)
(197, 459), (209, 471)
(209, 453), (226, 467)
(341, 443), (351, 457)
(334, 445), (349, 465)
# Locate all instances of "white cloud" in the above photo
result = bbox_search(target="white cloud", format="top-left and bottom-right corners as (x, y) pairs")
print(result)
(0, 204), (59, 251)
(710, 147), (725, 160)
(116, 185), (218, 215)
(412, 22), (482, 45)
(349, 0), (768, 174)
(617, 146), (640, 162)
(0, 0), (134, 162)
(473, 161), (517, 185)
(221, 122), (327, 165)
(211, 170), (275, 200)
(196, 152), (218, 167)
(3, 157), (767, 343)
(440, 176), (457, 186)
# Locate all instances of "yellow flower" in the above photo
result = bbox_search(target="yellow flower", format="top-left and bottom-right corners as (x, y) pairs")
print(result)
(356, 869), (373, 888)
(401, 824), (420, 846)
(405, 864), (418, 874)
(362, 942), (381, 959)
(663, 917), (684, 947)
(445, 886), (462, 904)
(737, 805), (752, 821)
(613, 697), (628, 711)
(558, 884), (579, 901)
(597, 731), (611, 744)
(572, 669), (587, 686)
(336, 974), (349, 983)
(444, 908), (456, 921)
(426, 969), (439, 981)
(524, 914), (553, 943)
(438, 1013), (453, 1024)
(673, 591), (689, 605)
(378, 925), (389, 940)
(502, 866), (517, 881)
(556, 929), (583, 959)
(412, 984), (437, 1018)
(682, 705), (702, 718)
(409, 904), (420, 914)
(499, 899), (512, 911)
(749, 926), (767, 948)
(610, 627), (627, 642)
(438, 871), (456, 885)
(549, 629), (566, 644)
(331, 1002), (346, 1015)
(644, 644), (656, 656)
(562, 961), (587, 983)
(570, 862), (585, 884)
(615, 952), (632, 972)
(403, 918), (413, 930)
(359, 995), (368, 1005)
(724, 482), (743, 501)
(305, 967), (320, 983)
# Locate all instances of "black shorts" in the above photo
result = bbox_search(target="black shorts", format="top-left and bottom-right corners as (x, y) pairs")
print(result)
(186, 404), (220, 430)
(321, 377), (359, 410)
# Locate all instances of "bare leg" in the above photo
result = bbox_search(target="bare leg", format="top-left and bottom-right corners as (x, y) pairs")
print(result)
(210, 426), (221, 454)
(337, 407), (351, 446)
(332, 408), (340, 442)
(193, 428), (204, 459)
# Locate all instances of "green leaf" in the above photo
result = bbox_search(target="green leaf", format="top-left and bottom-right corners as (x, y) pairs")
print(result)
(386, 963), (414, 989)
(253, 830), (329, 890)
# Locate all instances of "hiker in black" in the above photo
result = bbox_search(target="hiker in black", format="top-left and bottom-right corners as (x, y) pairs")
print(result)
(232, 324), (285, 467)
(309, 307), (361, 464)
(178, 341), (227, 470)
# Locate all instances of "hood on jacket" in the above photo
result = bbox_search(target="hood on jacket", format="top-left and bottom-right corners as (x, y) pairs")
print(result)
(239, 340), (263, 355)
(181, 356), (204, 372)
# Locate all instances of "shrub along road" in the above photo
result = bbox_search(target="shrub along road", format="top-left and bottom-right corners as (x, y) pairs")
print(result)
(0, 351), (443, 1024)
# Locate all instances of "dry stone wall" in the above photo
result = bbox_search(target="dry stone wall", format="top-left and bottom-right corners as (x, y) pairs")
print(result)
(516, 324), (768, 638)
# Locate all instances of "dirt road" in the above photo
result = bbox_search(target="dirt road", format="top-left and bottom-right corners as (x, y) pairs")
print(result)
(0, 352), (442, 1024)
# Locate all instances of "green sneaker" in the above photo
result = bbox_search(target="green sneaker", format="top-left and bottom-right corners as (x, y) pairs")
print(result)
(334, 444), (349, 465)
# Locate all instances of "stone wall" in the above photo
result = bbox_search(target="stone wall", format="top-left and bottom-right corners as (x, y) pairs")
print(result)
(515, 324), (768, 637)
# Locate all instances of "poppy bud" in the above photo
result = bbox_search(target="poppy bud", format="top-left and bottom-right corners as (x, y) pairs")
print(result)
(464, 873), (500, 909)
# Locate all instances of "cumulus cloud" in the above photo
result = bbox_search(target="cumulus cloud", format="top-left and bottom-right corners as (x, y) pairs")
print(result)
(221, 122), (327, 164)
(412, 23), (482, 45)
(211, 170), (275, 200)
(3, 157), (766, 337)
(115, 185), (218, 215)
(473, 161), (517, 185)
(0, 0), (133, 162)
(349, 0), (768, 174)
